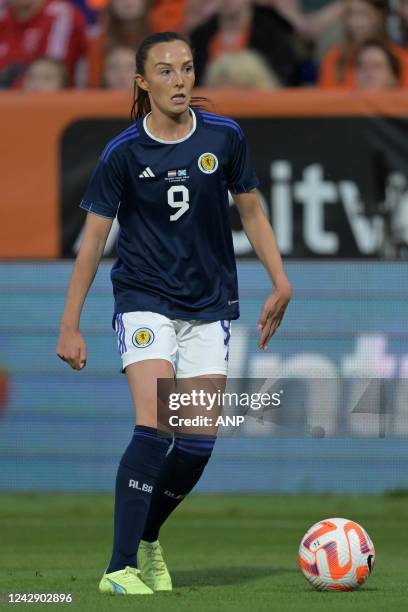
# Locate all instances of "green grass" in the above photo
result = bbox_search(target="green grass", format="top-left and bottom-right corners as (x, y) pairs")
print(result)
(0, 493), (407, 611)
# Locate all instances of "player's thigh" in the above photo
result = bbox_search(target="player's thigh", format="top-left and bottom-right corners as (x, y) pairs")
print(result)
(126, 359), (175, 428)
(115, 311), (177, 427)
(176, 318), (229, 406)
(173, 373), (227, 437)
(174, 320), (230, 435)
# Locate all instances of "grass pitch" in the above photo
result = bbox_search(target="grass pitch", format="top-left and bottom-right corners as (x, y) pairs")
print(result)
(0, 492), (407, 612)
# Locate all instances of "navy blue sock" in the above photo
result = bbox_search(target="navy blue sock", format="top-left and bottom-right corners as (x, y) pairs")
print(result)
(142, 436), (216, 542)
(107, 425), (170, 573)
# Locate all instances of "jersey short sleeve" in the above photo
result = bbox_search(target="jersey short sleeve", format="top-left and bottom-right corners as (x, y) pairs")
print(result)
(80, 148), (124, 218)
(226, 127), (259, 194)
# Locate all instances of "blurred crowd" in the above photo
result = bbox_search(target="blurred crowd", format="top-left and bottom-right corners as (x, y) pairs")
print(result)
(2, 0), (408, 92)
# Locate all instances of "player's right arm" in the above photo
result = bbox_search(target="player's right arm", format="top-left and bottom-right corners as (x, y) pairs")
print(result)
(56, 212), (113, 370)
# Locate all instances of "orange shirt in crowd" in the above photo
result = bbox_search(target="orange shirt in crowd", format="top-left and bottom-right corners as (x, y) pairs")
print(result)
(0, 0), (87, 86)
(149, 0), (186, 34)
(87, 31), (106, 87)
(86, 0), (108, 10)
(319, 43), (408, 89)
(208, 23), (251, 62)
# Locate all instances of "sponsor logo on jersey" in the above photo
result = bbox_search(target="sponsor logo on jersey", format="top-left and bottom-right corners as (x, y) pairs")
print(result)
(198, 152), (218, 174)
(132, 327), (155, 347)
(139, 166), (155, 178)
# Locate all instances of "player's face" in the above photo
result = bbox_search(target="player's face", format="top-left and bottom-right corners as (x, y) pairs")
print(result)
(137, 41), (195, 116)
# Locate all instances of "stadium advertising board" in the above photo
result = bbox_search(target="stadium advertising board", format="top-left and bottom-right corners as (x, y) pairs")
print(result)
(1, 91), (408, 258)
(1, 261), (407, 493)
(61, 116), (408, 259)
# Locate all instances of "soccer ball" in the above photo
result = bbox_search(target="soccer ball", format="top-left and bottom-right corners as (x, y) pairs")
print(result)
(298, 517), (375, 591)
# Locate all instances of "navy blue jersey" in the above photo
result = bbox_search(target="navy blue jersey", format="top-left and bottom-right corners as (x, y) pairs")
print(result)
(80, 108), (259, 322)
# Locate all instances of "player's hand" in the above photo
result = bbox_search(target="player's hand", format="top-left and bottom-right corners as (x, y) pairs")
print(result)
(258, 279), (292, 350)
(56, 325), (87, 370)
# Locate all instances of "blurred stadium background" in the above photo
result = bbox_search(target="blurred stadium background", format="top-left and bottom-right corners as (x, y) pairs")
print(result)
(1, 0), (408, 499)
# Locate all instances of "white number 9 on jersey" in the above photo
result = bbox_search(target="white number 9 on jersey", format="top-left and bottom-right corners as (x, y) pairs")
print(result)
(167, 185), (189, 221)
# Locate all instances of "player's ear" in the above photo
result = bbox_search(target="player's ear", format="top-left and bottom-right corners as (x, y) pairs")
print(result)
(135, 73), (149, 92)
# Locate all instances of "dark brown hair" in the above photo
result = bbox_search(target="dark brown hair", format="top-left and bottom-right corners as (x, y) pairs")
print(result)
(130, 32), (210, 121)
(361, 0), (389, 16)
(103, 0), (151, 56)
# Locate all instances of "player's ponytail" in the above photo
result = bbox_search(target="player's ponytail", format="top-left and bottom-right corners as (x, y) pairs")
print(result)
(131, 32), (211, 121)
(131, 81), (151, 120)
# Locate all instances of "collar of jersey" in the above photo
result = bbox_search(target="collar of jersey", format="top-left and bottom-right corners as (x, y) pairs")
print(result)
(142, 108), (196, 144)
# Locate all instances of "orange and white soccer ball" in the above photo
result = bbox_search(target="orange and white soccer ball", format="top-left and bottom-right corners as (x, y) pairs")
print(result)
(298, 518), (375, 591)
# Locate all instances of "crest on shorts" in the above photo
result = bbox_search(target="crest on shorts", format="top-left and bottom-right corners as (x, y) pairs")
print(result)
(132, 327), (155, 348)
(198, 152), (218, 174)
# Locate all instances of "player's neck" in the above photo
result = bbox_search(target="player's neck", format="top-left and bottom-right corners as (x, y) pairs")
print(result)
(146, 108), (193, 142)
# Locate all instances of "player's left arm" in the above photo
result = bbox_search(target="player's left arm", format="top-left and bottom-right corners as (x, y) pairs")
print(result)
(234, 188), (292, 350)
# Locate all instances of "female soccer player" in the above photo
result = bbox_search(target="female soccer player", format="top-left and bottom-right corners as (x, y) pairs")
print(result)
(56, 31), (291, 596)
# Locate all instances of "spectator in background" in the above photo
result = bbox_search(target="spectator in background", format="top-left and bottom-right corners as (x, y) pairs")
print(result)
(319, 0), (408, 88)
(355, 39), (401, 89)
(204, 49), (281, 89)
(184, 0), (343, 38)
(264, 0), (345, 43)
(149, 0), (186, 33)
(22, 57), (67, 91)
(72, 0), (108, 28)
(268, 0), (346, 70)
(72, 0), (186, 32)
(260, 0), (346, 83)
(183, 0), (221, 33)
(397, 0), (408, 44)
(190, 0), (301, 86)
(101, 45), (135, 88)
(87, 0), (150, 87)
(0, 0), (87, 88)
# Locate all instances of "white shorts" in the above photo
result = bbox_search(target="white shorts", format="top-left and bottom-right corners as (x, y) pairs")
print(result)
(114, 311), (231, 378)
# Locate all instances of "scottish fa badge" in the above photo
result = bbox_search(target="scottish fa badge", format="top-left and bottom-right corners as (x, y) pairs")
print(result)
(132, 328), (155, 348)
(198, 152), (218, 174)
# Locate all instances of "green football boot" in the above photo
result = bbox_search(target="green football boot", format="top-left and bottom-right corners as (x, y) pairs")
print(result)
(99, 566), (154, 595)
(137, 540), (173, 592)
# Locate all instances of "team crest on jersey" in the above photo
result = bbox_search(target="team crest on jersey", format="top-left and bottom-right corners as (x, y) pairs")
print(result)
(132, 328), (155, 348)
(198, 152), (218, 174)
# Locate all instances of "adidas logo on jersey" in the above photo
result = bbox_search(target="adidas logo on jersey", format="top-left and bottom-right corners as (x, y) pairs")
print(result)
(139, 167), (155, 178)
